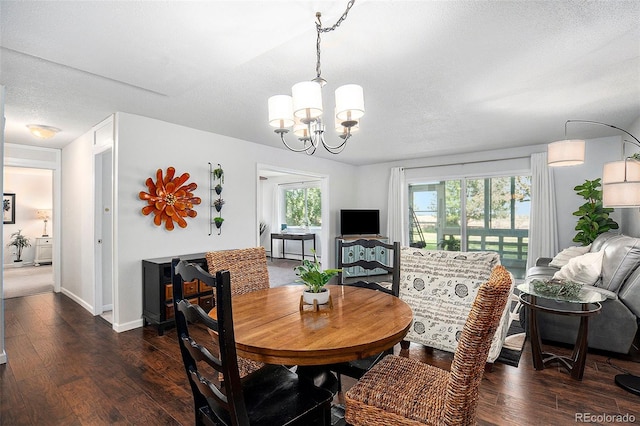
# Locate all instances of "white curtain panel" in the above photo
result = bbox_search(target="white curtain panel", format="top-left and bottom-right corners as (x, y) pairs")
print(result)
(527, 152), (559, 269)
(387, 167), (408, 246)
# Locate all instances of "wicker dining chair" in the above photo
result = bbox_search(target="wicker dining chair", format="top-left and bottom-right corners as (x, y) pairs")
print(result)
(206, 247), (270, 378)
(345, 265), (513, 426)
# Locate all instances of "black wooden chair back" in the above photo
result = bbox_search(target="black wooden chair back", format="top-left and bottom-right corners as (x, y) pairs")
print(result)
(337, 239), (401, 296)
(172, 258), (249, 425)
(172, 258), (333, 426)
(332, 239), (401, 388)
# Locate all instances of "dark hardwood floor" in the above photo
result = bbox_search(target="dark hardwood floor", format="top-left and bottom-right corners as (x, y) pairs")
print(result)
(2, 292), (639, 425)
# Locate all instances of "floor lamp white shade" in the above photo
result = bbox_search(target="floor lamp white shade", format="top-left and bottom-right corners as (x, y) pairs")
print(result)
(602, 160), (640, 207)
(547, 139), (585, 166)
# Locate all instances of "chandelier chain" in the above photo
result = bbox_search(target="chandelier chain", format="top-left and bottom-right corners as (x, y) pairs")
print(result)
(315, 0), (356, 79)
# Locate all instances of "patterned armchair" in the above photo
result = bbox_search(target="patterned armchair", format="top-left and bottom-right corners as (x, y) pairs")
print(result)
(398, 247), (514, 363)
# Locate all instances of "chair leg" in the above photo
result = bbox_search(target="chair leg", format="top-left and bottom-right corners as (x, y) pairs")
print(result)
(400, 340), (410, 350)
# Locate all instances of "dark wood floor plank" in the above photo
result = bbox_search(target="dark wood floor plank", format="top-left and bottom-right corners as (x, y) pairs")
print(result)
(16, 370), (79, 424)
(58, 376), (127, 424)
(2, 291), (640, 426)
(0, 363), (33, 425)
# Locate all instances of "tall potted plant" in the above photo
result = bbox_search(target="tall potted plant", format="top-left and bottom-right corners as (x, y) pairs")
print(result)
(7, 230), (31, 264)
(295, 250), (341, 305)
(572, 178), (619, 245)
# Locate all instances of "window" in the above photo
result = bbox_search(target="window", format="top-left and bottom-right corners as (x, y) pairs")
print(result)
(409, 175), (531, 278)
(281, 183), (322, 228)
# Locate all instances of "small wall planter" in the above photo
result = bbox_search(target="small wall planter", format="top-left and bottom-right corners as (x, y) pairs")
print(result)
(209, 162), (225, 236)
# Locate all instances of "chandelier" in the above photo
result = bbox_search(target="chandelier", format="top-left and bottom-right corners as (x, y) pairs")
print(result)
(547, 120), (640, 208)
(268, 0), (364, 155)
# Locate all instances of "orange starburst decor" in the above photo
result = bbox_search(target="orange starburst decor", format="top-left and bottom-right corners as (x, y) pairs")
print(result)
(139, 167), (201, 231)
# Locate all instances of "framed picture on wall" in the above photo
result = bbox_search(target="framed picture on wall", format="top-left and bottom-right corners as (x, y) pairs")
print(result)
(3, 193), (16, 224)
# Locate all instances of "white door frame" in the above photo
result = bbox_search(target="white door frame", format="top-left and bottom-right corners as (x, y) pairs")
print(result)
(4, 144), (62, 293)
(256, 163), (330, 266)
(92, 116), (116, 326)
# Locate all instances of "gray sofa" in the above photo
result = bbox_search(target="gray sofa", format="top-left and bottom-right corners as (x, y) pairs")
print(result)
(522, 232), (640, 354)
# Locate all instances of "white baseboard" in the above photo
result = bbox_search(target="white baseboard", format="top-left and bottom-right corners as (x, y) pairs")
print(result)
(113, 318), (144, 333)
(3, 261), (35, 268)
(60, 287), (94, 315)
(102, 303), (113, 312)
(0, 350), (7, 364)
(59, 288), (143, 333)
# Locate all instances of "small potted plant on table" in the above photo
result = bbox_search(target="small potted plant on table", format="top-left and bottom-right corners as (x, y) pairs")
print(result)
(295, 250), (341, 306)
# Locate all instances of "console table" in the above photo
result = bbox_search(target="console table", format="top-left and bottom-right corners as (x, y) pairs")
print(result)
(142, 253), (213, 335)
(270, 233), (316, 261)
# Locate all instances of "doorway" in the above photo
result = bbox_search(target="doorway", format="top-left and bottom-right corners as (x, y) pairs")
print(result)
(256, 164), (330, 267)
(94, 148), (114, 322)
(2, 163), (58, 299)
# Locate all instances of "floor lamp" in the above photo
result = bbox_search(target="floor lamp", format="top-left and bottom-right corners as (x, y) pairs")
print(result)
(548, 120), (640, 396)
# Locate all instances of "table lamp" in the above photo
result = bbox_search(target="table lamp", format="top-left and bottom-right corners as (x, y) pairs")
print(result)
(36, 209), (51, 237)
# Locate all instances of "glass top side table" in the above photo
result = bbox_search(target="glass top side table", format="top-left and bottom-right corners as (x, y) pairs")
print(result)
(517, 282), (606, 380)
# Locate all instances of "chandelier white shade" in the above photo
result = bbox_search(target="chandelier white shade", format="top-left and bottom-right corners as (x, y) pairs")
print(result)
(547, 139), (585, 166)
(292, 82), (323, 120)
(267, 1), (362, 155)
(335, 84), (365, 122)
(268, 95), (294, 128)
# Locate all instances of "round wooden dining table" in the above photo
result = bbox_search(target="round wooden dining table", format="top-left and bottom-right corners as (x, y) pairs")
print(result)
(208, 284), (413, 366)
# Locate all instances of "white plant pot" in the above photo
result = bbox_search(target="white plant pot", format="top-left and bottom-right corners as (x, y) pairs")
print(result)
(303, 288), (330, 305)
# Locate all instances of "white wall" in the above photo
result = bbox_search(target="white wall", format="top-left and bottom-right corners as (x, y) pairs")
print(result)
(61, 130), (95, 311)
(61, 112), (359, 330)
(3, 167), (53, 265)
(551, 136), (624, 247)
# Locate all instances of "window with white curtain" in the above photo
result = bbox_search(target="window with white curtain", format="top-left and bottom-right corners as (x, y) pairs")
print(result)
(409, 174), (531, 278)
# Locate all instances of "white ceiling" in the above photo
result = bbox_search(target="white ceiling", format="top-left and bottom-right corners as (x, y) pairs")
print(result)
(1, 1), (639, 166)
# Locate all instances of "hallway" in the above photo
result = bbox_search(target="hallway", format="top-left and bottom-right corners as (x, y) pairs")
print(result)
(3, 265), (53, 299)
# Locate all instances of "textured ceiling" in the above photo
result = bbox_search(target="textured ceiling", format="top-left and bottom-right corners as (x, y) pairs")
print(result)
(1, 0), (639, 166)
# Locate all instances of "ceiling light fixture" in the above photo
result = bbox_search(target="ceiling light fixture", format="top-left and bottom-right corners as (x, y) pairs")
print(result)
(268, 0), (364, 155)
(547, 120), (640, 208)
(26, 124), (61, 139)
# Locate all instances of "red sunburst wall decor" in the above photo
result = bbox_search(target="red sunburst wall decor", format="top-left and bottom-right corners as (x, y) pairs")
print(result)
(139, 167), (201, 231)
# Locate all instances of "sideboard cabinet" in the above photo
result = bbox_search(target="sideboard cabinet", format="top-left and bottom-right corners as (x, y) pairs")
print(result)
(336, 236), (389, 279)
(34, 237), (54, 266)
(142, 253), (214, 335)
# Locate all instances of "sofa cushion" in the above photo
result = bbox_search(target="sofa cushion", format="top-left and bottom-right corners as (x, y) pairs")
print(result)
(598, 235), (640, 292)
(549, 245), (591, 268)
(590, 232), (621, 252)
(552, 250), (604, 285)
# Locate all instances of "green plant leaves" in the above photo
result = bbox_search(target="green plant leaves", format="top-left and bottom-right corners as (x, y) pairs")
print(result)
(294, 250), (341, 293)
(572, 178), (619, 245)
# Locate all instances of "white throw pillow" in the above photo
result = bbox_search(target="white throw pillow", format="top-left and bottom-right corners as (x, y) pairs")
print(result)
(552, 250), (604, 285)
(549, 245), (592, 268)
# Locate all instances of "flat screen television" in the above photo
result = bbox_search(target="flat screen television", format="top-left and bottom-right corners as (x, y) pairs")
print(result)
(340, 209), (380, 236)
